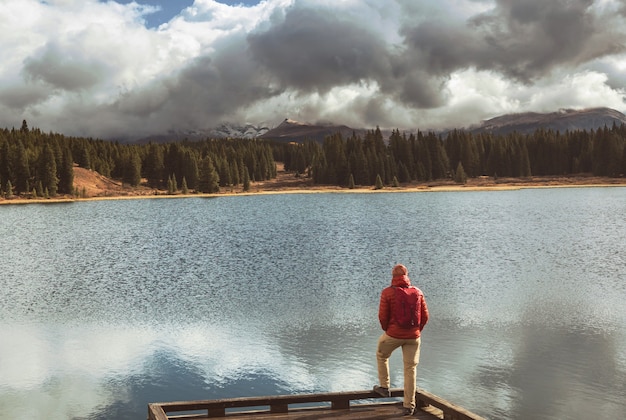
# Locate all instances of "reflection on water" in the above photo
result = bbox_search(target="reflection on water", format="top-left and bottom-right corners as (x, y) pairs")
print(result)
(1, 188), (625, 420)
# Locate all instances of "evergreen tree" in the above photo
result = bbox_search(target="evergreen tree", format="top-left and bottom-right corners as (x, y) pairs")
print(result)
(76, 142), (92, 169)
(123, 149), (142, 186)
(39, 143), (58, 196)
(182, 150), (199, 191)
(36, 180), (44, 197)
(181, 176), (189, 194)
(242, 166), (250, 192)
(58, 145), (74, 194)
(231, 160), (240, 186)
(167, 175), (174, 194)
(144, 143), (164, 187)
(5, 180), (13, 198)
(374, 174), (383, 189)
(454, 161), (467, 184)
(171, 173), (178, 192)
(198, 156), (219, 193)
(14, 141), (30, 194)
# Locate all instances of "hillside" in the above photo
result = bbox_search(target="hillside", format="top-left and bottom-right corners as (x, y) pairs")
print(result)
(258, 118), (363, 143)
(72, 166), (157, 197)
(470, 107), (626, 135)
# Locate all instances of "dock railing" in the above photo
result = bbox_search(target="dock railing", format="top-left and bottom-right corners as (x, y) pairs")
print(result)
(148, 387), (485, 420)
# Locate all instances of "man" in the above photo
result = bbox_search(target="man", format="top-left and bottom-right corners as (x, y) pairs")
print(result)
(373, 264), (429, 416)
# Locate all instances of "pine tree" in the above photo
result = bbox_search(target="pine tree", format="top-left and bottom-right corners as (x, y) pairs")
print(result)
(181, 176), (189, 194)
(5, 180), (13, 198)
(171, 173), (178, 192)
(374, 174), (383, 189)
(454, 161), (467, 184)
(242, 166), (250, 192)
(123, 149), (142, 186)
(58, 145), (74, 194)
(144, 143), (164, 188)
(198, 156), (219, 193)
(36, 180), (44, 197)
(14, 141), (30, 194)
(39, 143), (58, 196)
(167, 175), (174, 194)
(231, 160), (240, 186)
(182, 150), (199, 191)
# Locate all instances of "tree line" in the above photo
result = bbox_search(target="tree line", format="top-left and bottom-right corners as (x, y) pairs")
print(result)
(2, 120), (625, 198)
(0, 120), (275, 198)
(280, 124), (626, 187)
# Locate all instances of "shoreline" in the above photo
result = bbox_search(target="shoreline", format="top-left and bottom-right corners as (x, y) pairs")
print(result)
(2, 178), (625, 206)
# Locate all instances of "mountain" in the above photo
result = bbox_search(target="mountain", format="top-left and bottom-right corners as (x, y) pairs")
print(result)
(469, 107), (626, 135)
(207, 123), (270, 139)
(132, 107), (626, 144)
(135, 123), (270, 143)
(258, 118), (363, 143)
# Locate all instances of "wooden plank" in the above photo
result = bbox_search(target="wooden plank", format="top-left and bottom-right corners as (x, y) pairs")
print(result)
(148, 403), (170, 420)
(149, 388), (483, 420)
(167, 403), (440, 419)
(270, 404), (288, 414)
(415, 388), (484, 420)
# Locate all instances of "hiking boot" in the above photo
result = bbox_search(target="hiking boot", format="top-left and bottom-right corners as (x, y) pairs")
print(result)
(403, 407), (415, 416)
(372, 385), (390, 397)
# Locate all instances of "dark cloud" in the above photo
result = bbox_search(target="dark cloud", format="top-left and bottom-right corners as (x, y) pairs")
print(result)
(401, 0), (626, 82)
(0, 84), (53, 110)
(22, 42), (105, 91)
(139, 0), (623, 133)
(109, 34), (276, 132)
(246, 4), (449, 109)
(247, 6), (390, 93)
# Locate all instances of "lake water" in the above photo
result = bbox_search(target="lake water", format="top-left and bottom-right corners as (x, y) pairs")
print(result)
(1, 188), (625, 420)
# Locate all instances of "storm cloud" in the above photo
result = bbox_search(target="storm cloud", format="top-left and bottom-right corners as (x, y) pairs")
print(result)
(0, 0), (625, 139)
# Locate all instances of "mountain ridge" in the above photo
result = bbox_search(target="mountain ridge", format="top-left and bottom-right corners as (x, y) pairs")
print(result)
(468, 107), (626, 135)
(257, 118), (366, 143)
(132, 107), (626, 143)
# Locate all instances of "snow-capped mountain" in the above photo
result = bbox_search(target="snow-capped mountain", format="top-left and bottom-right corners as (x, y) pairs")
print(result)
(134, 123), (270, 143)
(469, 107), (626, 135)
(206, 123), (270, 139)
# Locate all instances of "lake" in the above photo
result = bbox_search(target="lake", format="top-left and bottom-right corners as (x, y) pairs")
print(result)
(1, 187), (625, 420)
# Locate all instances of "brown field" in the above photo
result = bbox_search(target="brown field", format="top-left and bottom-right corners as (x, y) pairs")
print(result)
(1, 163), (625, 205)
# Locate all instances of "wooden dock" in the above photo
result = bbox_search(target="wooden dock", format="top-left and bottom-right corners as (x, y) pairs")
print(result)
(148, 388), (485, 420)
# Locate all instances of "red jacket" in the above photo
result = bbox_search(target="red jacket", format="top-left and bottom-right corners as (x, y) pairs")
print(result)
(378, 275), (429, 339)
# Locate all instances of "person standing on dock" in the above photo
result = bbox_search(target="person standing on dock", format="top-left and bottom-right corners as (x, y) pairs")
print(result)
(374, 264), (429, 416)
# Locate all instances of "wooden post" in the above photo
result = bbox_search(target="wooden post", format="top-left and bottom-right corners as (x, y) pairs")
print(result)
(207, 407), (226, 417)
(331, 399), (350, 410)
(270, 403), (288, 413)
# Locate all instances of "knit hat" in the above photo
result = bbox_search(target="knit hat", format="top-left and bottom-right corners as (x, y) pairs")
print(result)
(392, 264), (408, 276)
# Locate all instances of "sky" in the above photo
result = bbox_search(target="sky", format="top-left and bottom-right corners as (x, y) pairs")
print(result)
(1, 0), (626, 140)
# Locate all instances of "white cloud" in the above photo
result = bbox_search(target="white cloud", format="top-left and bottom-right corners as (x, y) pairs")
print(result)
(525, 71), (626, 112)
(1, 321), (369, 419)
(0, 0), (625, 138)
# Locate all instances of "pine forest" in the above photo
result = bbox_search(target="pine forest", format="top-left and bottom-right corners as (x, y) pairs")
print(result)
(1, 120), (626, 199)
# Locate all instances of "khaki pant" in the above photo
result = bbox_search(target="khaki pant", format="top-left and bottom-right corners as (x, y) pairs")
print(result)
(376, 333), (421, 409)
